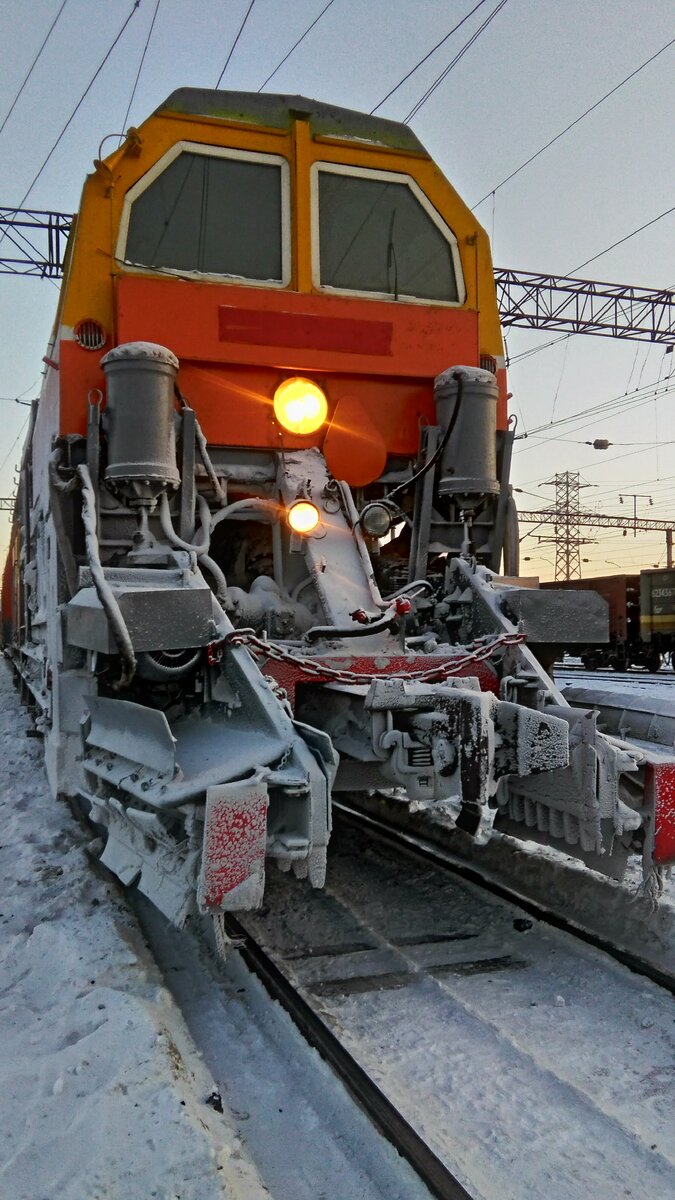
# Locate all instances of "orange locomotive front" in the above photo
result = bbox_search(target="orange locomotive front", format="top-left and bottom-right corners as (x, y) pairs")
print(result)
(3, 90), (673, 925)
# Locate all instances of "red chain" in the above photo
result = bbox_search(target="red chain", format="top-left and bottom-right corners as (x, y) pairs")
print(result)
(222, 629), (526, 686)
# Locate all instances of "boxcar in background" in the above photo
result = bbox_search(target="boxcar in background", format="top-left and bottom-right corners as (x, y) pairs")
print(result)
(543, 570), (674, 671)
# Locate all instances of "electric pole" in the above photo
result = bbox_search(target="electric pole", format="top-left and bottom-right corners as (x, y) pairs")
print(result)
(540, 472), (594, 581)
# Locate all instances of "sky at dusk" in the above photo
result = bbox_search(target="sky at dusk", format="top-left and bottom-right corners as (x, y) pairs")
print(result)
(0, 0), (673, 578)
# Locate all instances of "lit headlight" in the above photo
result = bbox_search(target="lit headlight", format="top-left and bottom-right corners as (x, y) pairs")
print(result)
(274, 377), (327, 435)
(288, 500), (320, 534)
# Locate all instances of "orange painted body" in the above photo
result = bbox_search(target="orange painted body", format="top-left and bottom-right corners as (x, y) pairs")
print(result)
(50, 96), (506, 487)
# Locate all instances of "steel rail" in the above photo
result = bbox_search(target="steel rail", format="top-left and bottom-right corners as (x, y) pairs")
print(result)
(224, 913), (474, 1200)
(555, 665), (673, 683)
(332, 801), (675, 999)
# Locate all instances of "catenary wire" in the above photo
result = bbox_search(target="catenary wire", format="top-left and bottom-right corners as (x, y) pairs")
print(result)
(258, 0), (335, 91)
(516, 378), (675, 443)
(473, 35), (675, 208)
(0, 0), (71, 139)
(570, 204), (675, 273)
(370, 0), (490, 114)
(513, 386), (675, 461)
(0, 379), (37, 408)
(215, 0), (256, 88)
(12, 1), (142, 211)
(405, 0), (509, 123)
(119, 0), (162, 137)
(0, 415), (31, 478)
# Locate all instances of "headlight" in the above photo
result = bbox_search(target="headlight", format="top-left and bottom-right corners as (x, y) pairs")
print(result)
(287, 500), (320, 534)
(274, 377), (327, 435)
(360, 502), (393, 538)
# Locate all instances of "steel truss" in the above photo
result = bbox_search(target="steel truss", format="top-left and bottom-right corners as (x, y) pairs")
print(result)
(519, 508), (675, 571)
(0, 208), (74, 278)
(518, 509), (675, 534)
(495, 268), (675, 345)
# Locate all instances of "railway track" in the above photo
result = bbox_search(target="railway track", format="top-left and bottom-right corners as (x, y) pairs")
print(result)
(554, 665), (673, 687)
(225, 911), (471, 1200)
(206, 811), (675, 1200)
(332, 802), (675, 996)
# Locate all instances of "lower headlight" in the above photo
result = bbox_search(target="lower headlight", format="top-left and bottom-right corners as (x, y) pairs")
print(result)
(288, 500), (320, 534)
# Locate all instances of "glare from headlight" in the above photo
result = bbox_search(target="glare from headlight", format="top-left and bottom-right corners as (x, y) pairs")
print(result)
(273, 377), (328, 435)
(288, 500), (320, 534)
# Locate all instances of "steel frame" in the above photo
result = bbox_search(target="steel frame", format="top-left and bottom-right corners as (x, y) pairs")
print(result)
(0, 208), (74, 278)
(495, 268), (675, 345)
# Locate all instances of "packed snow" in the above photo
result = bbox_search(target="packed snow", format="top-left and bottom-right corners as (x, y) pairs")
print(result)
(2, 649), (675, 1200)
(246, 824), (675, 1200)
(0, 660), (265, 1200)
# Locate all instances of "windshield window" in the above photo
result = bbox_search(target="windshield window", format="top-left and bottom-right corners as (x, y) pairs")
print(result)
(125, 150), (285, 280)
(317, 169), (459, 302)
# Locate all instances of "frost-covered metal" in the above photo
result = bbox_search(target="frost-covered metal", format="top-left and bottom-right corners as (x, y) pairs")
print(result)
(5, 336), (675, 920)
(3, 88), (675, 926)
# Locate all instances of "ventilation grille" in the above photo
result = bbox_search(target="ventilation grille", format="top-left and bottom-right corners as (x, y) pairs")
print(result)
(75, 319), (107, 351)
(480, 354), (497, 376)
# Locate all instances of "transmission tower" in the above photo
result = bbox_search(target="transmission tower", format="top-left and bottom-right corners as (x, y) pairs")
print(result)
(540, 472), (594, 581)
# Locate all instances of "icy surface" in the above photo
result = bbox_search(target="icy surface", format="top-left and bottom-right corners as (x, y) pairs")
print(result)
(0, 660), (263, 1200)
(3, 645), (675, 1199)
(246, 826), (675, 1200)
(141, 900), (433, 1200)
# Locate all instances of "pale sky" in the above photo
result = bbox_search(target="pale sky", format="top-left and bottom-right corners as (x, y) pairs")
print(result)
(0, 0), (673, 579)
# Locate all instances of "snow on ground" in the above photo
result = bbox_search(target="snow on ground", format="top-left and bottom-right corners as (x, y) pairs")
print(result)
(2, 646), (673, 1199)
(247, 826), (675, 1200)
(0, 660), (265, 1200)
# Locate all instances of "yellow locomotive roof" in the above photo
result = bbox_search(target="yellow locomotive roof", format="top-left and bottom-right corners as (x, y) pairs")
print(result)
(157, 88), (427, 155)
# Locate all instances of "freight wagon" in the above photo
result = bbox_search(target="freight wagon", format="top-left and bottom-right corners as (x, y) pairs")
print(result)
(543, 570), (675, 671)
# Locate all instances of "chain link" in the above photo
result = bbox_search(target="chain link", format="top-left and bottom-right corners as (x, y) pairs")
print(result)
(223, 628), (526, 686)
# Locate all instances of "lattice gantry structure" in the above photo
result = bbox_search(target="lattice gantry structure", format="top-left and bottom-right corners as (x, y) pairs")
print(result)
(495, 269), (675, 345)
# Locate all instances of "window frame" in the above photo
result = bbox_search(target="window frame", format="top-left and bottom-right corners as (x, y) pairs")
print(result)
(310, 161), (466, 306)
(117, 141), (292, 288)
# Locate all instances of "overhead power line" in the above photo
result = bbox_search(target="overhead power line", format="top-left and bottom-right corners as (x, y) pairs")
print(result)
(216, 0), (256, 88)
(571, 204), (675, 273)
(474, 35), (675, 208)
(514, 377), (675, 448)
(0, 416), (30, 479)
(370, 0), (490, 115)
(259, 0), (335, 92)
(0, 0), (70, 140)
(404, 0), (509, 123)
(120, 0), (162, 135)
(13, 1), (142, 211)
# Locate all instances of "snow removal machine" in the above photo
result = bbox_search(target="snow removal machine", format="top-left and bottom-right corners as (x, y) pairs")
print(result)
(2, 90), (674, 925)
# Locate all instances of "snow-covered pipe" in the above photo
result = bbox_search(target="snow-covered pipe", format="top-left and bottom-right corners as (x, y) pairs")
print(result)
(158, 491), (211, 555)
(77, 464), (136, 689)
(198, 554), (229, 608)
